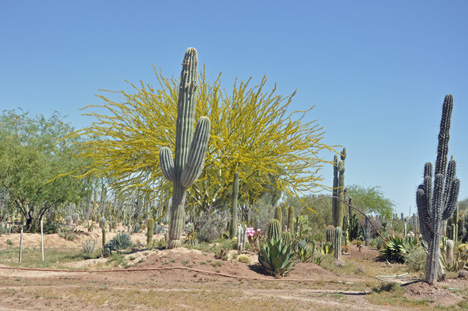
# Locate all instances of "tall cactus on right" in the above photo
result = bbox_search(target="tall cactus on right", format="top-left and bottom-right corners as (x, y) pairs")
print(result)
(416, 94), (460, 285)
(159, 48), (211, 249)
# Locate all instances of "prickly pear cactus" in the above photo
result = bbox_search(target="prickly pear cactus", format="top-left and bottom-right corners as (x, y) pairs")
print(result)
(159, 48), (211, 249)
(416, 95), (460, 285)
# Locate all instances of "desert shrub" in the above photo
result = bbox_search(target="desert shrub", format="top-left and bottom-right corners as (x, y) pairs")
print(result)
(404, 244), (427, 272)
(82, 239), (97, 255)
(195, 206), (230, 242)
(58, 228), (77, 241)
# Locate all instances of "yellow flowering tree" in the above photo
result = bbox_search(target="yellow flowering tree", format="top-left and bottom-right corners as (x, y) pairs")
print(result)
(70, 69), (334, 215)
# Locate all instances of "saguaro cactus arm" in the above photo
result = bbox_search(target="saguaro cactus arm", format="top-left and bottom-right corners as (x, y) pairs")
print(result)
(159, 147), (175, 183)
(181, 116), (211, 188)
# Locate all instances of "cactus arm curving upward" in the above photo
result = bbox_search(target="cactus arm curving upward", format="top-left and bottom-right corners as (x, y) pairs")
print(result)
(159, 147), (175, 183)
(180, 116), (211, 188)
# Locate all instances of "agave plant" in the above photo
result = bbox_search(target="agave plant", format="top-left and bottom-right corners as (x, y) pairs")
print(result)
(104, 233), (132, 253)
(258, 238), (296, 277)
(381, 235), (419, 263)
(296, 240), (314, 262)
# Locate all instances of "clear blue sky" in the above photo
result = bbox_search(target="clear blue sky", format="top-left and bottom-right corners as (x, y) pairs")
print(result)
(1, 1), (467, 216)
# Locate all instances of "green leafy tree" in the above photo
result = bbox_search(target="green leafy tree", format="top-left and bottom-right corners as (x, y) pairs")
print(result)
(345, 185), (394, 219)
(0, 110), (89, 231)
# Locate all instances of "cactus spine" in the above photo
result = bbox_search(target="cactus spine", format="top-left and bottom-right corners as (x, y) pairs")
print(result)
(230, 171), (239, 238)
(267, 219), (281, 241)
(334, 227), (342, 260)
(147, 217), (154, 248)
(159, 48), (211, 249)
(274, 206), (282, 227)
(288, 205), (294, 234)
(416, 95), (460, 285)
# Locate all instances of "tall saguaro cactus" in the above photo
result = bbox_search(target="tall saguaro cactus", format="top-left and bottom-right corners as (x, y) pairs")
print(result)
(159, 48), (211, 249)
(416, 94), (460, 285)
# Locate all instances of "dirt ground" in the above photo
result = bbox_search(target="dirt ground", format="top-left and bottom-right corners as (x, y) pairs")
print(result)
(0, 230), (467, 310)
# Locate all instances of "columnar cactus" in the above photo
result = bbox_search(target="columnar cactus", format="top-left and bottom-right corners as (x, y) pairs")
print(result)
(147, 217), (154, 248)
(236, 224), (247, 251)
(99, 217), (106, 229)
(287, 205), (295, 234)
(334, 227), (342, 260)
(416, 94), (460, 285)
(332, 155), (339, 226)
(72, 213), (79, 225)
(159, 48), (211, 249)
(326, 225), (335, 243)
(446, 239), (454, 264)
(274, 206), (282, 226)
(364, 217), (371, 246)
(336, 148), (346, 228)
(267, 219), (281, 241)
(230, 171), (239, 238)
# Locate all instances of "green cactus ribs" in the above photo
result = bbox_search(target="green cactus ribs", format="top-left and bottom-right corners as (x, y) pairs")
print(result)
(159, 48), (211, 249)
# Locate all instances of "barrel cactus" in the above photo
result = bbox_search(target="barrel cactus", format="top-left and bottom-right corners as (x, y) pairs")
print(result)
(416, 95), (460, 285)
(159, 48), (211, 249)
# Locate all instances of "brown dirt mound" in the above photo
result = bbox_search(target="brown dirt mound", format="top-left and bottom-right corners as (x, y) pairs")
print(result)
(403, 281), (463, 306)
